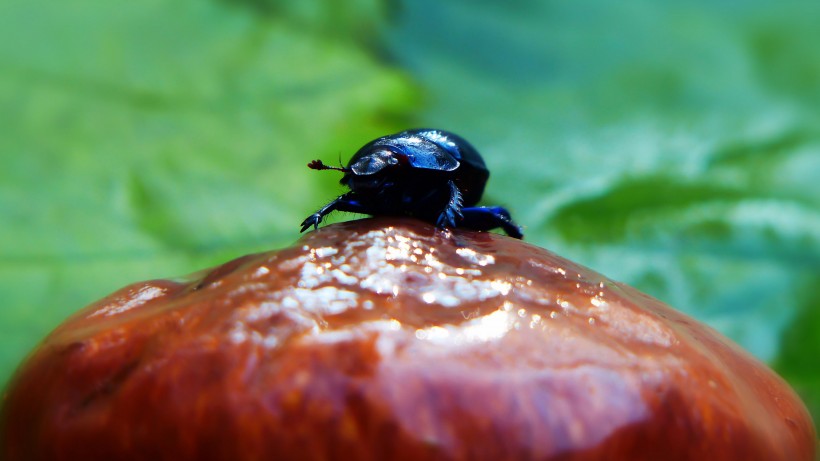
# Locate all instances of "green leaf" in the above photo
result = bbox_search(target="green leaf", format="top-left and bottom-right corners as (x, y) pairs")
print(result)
(773, 281), (820, 426)
(385, 0), (820, 421)
(0, 0), (415, 385)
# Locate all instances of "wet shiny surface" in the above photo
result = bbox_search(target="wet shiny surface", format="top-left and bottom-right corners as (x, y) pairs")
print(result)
(1, 218), (815, 460)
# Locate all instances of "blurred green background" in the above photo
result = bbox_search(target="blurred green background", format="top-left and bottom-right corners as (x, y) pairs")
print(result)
(1, 0), (818, 423)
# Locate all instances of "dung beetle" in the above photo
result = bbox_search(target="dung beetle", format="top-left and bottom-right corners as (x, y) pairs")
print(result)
(300, 128), (523, 239)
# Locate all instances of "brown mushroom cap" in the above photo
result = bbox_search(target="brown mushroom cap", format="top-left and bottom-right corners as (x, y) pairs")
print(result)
(1, 218), (815, 460)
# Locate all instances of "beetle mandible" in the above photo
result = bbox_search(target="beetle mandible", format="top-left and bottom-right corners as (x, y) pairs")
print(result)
(300, 128), (523, 239)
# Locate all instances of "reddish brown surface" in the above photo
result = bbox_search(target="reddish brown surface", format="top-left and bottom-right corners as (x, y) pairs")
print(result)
(1, 218), (815, 460)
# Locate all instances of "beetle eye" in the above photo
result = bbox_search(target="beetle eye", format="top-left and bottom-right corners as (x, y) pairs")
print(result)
(350, 150), (397, 175)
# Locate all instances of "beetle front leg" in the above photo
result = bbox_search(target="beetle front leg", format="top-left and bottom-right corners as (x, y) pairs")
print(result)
(436, 180), (464, 229)
(460, 206), (524, 239)
(300, 192), (369, 232)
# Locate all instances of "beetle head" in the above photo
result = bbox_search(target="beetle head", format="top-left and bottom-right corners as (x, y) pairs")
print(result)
(349, 148), (408, 176)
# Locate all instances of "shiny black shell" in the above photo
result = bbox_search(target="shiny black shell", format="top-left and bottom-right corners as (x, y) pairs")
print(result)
(341, 128), (489, 207)
(301, 128), (522, 238)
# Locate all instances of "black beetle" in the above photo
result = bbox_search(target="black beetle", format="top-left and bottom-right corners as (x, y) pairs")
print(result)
(300, 128), (523, 238)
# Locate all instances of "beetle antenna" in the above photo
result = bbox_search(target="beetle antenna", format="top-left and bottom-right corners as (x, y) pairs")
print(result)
(307, 159), (349, 172)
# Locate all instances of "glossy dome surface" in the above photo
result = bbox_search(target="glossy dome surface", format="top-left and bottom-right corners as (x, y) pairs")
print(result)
(1, 218), (815, 460)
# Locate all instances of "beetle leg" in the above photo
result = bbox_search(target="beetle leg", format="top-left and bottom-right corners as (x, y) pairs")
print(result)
(460, 206), (524, 239)
(436, 180), (464, 229)
(300, 192), (369, 233)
